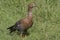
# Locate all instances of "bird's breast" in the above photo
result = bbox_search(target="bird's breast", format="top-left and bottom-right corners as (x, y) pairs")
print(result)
(20, 18), (33, 29)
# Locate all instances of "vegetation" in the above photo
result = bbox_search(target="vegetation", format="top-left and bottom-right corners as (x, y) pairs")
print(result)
(0, 0), (60, 40)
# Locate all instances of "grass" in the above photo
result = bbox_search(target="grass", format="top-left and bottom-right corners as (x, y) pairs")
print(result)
(0, 0), (60, 40)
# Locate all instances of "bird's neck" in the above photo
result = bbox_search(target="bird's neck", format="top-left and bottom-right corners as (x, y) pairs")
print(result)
(28, 7), (33, 19)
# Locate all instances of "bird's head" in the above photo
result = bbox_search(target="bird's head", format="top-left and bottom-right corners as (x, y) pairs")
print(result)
(28, 2), (37, 8)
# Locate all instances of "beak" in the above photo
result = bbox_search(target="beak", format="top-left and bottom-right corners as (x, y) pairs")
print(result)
(34, 5), (37, 7)
(34, 4), (39, 10)
(34, 3), (37, 7)
(34, 4), (37, 7)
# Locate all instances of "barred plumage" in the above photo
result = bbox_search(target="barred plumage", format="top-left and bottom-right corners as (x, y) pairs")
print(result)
(7, 2), (36, 37)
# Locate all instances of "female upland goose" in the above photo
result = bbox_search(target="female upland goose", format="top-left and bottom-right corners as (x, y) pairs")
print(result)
(7, 2), (36, 37)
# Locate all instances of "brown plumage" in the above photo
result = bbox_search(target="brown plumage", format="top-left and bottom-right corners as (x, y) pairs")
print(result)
(7, 2), (36, 37)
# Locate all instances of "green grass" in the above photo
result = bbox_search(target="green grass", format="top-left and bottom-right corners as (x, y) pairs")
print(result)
(0, 0), (60, 40)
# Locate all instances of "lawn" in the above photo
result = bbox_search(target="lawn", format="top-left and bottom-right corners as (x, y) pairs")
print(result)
(0, 0), (60, 40)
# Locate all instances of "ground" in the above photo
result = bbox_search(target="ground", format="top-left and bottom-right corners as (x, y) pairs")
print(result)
(0, 0), (60, 40)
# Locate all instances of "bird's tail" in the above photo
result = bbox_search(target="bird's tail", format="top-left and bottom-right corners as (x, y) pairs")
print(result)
(7, 25), (16, 33)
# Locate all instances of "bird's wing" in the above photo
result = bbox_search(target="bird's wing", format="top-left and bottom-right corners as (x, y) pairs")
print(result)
(15, 18), (33, 30)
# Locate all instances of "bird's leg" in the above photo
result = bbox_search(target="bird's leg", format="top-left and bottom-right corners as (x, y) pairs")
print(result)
(21, 30), (29, 37)
(24, 30), (29, 36)
(22, 31), (25, 37)
(20, 29), (25, 37)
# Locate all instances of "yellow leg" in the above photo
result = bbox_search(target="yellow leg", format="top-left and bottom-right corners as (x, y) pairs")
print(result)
(20, 34), (26, 40)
